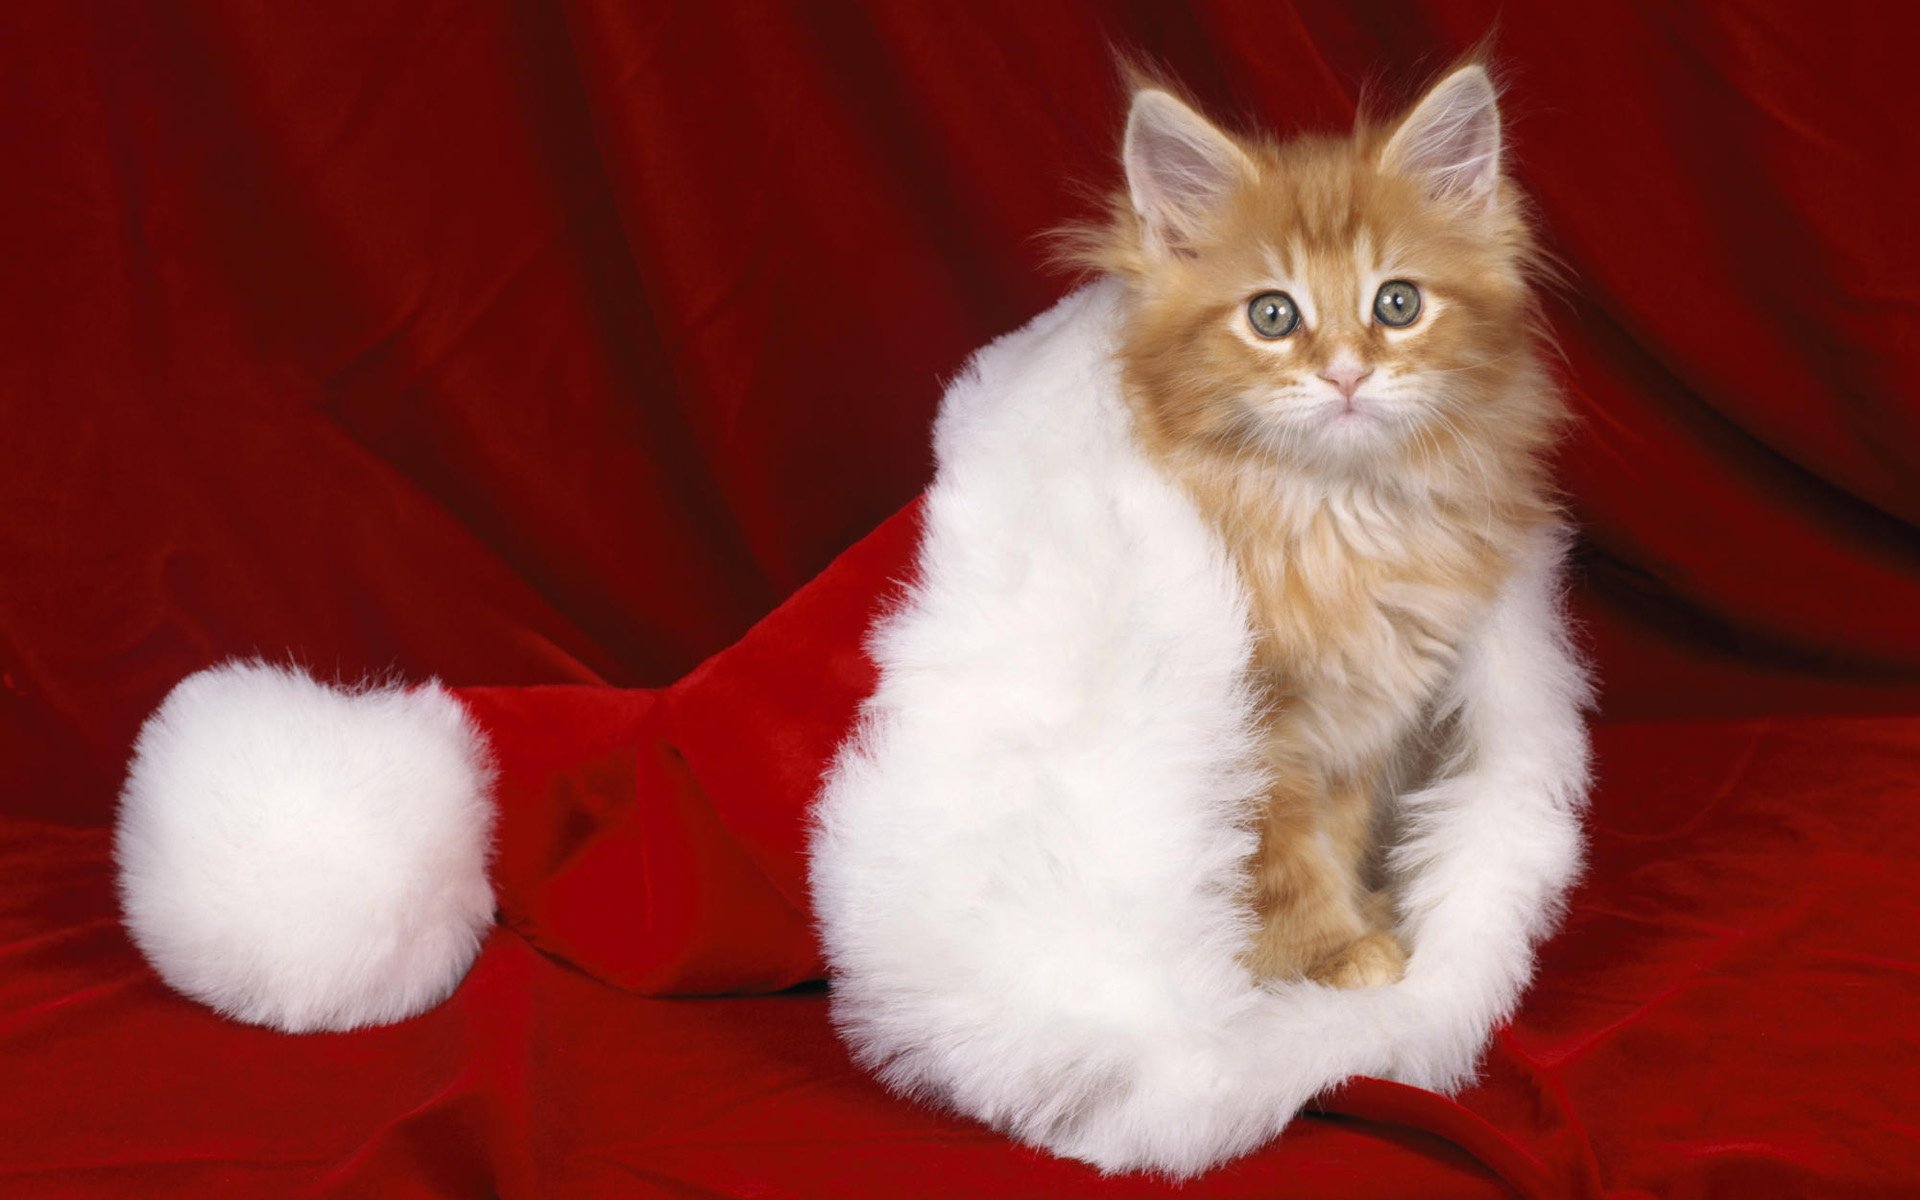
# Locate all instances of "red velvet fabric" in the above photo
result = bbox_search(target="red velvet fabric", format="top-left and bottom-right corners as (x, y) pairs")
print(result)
(463, 507), (919, 997)
(5, 1), (1920, 1195)
(6, 692), (1919, 1194)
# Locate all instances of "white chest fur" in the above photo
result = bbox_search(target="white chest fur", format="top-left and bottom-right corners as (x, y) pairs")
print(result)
(1214, 468), (1508, 775)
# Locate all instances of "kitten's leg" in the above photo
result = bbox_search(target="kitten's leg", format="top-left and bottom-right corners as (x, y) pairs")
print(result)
(1243, 767), (1375, 983)
(1305, 763), (1405, 988)
(1308, 931), (1405, 988)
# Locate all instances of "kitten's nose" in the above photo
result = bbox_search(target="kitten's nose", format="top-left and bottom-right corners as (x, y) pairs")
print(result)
(1318, 364), (1374, 400)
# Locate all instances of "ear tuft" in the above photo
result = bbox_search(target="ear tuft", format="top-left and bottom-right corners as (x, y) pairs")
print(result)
(1380, 65), (1503, 208)
(1123, 90), (1252, 254)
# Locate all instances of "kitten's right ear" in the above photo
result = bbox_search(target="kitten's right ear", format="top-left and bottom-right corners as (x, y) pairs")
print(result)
(1123, 90), (1252, 256)
(1379, 65), (1503, 210)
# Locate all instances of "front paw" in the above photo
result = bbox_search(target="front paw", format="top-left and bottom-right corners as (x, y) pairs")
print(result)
(1307, 931), (1406, 989)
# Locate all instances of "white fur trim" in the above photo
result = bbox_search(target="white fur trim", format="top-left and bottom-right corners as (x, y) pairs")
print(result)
(115, 661), (498, 1032)
(809, 282), (1591, 1176)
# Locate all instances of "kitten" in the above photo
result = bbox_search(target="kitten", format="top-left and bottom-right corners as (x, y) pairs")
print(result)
(1070, 63), (1566, 988)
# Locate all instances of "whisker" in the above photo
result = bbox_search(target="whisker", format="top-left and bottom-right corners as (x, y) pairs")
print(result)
(1413, 351), (1523, 377)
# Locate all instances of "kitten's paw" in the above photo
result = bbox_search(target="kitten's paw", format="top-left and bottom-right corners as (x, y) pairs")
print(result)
(1307, 931), (1406, 989)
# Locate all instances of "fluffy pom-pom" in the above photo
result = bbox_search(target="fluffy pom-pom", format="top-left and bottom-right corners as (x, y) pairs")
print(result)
(115, 661), (498, 1032)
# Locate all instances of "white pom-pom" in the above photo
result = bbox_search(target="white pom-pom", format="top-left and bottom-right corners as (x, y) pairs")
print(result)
(115, 661), (498, 1032)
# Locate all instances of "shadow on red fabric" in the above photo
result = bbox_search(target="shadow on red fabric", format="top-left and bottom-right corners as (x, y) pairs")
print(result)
(2, 2), (1917, 1196)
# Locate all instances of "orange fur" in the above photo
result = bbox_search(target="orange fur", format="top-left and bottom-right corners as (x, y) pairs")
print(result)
(1076, 64), (1568, 987)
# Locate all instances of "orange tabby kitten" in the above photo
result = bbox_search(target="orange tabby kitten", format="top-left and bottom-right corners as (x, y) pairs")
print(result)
(1072, 63), (1565, 988)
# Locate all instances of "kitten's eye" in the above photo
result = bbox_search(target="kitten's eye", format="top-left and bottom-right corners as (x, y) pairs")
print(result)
(1246, 292), (1300, 339)
(1373, 280), (1422, 328)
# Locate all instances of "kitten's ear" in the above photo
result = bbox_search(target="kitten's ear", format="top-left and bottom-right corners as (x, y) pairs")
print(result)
(1123, 90), (1253, 254)
(1380, 65), (1503, 209)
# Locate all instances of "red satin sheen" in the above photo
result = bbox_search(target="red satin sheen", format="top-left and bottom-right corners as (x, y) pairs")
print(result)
(4, 1), (1919, 1195)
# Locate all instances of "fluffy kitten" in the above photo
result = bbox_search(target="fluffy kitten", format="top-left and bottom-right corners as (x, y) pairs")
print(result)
(1073, 63), (1566, 988)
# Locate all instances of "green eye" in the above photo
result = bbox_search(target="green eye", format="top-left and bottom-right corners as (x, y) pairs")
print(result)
(1373, 280), (1421, 327)
(1247, 292), (1299, 339)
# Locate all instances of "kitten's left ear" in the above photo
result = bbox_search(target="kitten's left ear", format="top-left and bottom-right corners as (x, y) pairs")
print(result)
(1380, 65), (1503, 209)
(1123, 89), (1254, 254)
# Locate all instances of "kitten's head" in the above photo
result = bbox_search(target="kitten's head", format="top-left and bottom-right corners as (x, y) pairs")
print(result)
(1081, 64), (1559, 486)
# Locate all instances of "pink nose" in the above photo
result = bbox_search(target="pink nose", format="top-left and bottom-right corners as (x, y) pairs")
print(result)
(1318, 365), (1374, 400)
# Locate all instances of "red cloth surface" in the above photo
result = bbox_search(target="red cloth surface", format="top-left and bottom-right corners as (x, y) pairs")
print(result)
(4, 1), (1920, 1196)
(6, 700), (1919, 1196)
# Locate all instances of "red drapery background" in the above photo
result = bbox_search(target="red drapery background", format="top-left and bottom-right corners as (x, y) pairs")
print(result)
(3, 2), (1918, 1196)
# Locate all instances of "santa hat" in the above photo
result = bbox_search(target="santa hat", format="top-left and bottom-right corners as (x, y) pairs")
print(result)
(115, 284), (1590, 1177)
